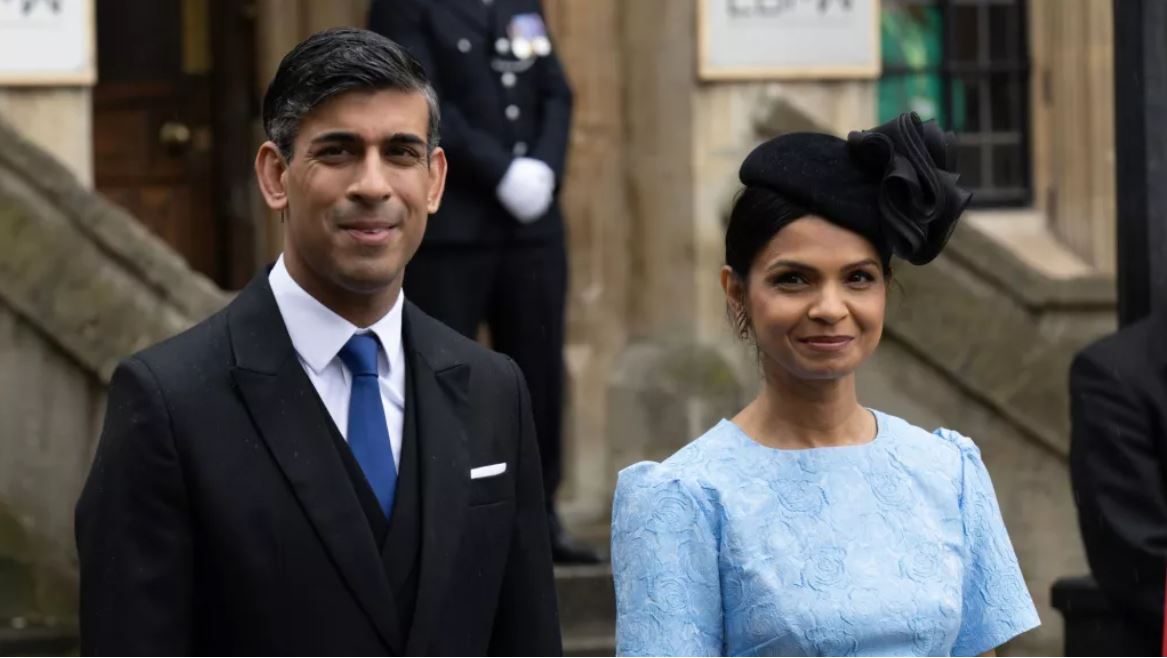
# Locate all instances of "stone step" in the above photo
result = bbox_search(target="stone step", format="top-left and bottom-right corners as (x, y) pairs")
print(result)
(556, 563), (615, 656)
(563, 622), (616, 657)
(0, 562), (615, 655)
(0, 621), (78, 656)
(555, 563), (615, 630)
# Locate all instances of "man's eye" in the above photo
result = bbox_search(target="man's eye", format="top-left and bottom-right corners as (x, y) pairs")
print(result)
(387, 146), (420, 159)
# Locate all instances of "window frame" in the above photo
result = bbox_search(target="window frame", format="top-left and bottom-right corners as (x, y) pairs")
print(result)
(880, 0), (1033, 207)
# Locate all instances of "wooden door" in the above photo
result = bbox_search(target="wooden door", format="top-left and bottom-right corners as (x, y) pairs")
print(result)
(93, 0), (221, 283)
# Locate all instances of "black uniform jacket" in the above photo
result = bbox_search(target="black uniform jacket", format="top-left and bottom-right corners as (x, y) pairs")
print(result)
(370, 0), (573, 245)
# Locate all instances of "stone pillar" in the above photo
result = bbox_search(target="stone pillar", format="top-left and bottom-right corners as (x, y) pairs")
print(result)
(542, 0), (633, 520)
(1030, 0), (1116, 275)
(622, 0), (699, 341)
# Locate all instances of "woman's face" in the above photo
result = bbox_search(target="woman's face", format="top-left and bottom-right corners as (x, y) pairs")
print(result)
(724, 216), (888, 382)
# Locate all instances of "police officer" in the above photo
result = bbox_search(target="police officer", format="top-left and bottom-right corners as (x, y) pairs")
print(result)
(369, 0), (598, 564)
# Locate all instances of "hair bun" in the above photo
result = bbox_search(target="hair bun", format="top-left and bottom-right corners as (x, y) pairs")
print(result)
(846, 112), (972, 265)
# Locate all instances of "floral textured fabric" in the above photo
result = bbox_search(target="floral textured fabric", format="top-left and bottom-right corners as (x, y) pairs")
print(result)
(611, 409), (1039, 656)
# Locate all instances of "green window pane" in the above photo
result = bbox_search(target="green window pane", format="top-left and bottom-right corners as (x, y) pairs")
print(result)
(878, 6), (946, 124)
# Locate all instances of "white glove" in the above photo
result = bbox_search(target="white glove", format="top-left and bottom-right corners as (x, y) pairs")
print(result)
(496, 157), (555, 224)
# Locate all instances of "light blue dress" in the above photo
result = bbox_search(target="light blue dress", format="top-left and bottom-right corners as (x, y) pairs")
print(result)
(611, 409), (1040, 656)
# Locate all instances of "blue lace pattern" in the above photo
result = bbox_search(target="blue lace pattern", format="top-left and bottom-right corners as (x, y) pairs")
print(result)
(611, 410), (1040, 657)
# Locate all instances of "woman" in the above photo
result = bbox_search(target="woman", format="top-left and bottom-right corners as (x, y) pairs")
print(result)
(611, 113), (1040, 656)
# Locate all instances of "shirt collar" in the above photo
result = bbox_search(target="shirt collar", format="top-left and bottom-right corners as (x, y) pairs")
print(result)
(268, 255), (404, 377)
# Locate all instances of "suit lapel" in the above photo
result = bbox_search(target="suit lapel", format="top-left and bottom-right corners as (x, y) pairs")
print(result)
(401, 302), (472, 655)
(226, 273), (403, 654)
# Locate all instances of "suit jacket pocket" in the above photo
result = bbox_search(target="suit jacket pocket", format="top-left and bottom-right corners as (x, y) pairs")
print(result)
(468, 469), (514, 506)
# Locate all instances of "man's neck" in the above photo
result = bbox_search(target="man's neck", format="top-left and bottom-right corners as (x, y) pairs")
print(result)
(283, 255), (399, 329)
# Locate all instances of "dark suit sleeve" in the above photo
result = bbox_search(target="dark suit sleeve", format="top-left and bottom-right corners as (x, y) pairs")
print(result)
(489, 357), (562, 656)
(1070, 348), (1167, 633)
(530, 38), (573, 181)
(75, 357), (193, 656)
(369, 0), (514, 188)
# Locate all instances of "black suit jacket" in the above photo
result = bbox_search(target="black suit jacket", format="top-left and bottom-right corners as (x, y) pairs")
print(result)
(369, 0), (572, 245)
(1070, 311), (1167, 651)
(75, 272), (562, 656)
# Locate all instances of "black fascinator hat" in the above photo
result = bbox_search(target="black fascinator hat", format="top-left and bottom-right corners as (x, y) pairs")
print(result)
(737, 112), (972, 266)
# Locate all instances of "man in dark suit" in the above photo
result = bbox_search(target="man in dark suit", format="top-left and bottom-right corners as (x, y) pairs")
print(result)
(1070, 310), (1167, 655)
(368, 0), (598, 564)
(75, 28), (561, 656)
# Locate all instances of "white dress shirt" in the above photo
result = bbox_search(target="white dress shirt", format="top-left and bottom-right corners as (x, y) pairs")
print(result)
(268, 255), (405, 469)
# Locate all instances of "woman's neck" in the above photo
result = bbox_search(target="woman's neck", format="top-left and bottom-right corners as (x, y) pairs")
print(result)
(732, 365), (875, 450)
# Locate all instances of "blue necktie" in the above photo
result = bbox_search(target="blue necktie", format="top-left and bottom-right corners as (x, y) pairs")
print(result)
(338, 333), (397, 519)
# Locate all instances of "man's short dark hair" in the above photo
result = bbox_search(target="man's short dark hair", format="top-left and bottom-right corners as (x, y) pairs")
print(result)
(262, 27), (441, 161)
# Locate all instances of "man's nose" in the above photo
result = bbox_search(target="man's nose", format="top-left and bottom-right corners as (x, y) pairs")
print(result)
(348, 150), (393, 203)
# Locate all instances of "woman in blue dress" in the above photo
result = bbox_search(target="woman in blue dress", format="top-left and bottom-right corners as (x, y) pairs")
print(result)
(611, 113), (1040, 656)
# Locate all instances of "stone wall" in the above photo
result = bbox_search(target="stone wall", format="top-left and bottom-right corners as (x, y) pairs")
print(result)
(0, 114), (227, 617)
(0, 88), (92, 188)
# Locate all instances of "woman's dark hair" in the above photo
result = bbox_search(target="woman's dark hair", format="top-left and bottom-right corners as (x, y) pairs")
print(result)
(725, 186), (809, 281)
(724, 186), (894, 283)
(262, 27), (441, 162)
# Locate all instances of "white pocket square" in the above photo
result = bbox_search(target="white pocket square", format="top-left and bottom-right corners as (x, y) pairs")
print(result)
(470, 463), (507, 480)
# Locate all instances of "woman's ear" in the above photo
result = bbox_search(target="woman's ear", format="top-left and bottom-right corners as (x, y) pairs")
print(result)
(721, 266), (750, 338)
(721, 266), (745, 311)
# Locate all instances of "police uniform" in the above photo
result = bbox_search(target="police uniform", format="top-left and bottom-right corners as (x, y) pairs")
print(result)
(369, 0), (592, 562)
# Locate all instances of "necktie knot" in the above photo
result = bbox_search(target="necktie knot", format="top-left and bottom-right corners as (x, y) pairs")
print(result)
(339, 333), (380, 378)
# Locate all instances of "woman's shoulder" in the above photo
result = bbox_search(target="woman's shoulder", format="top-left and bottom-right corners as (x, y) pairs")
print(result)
(873, 408), (980, 460)
(615, 420), (742, 502)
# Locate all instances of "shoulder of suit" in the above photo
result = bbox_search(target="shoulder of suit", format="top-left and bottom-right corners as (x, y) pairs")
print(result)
(1075, 315), (1155, 375)
(133, 305), (231, 366)
(114, 306), (233, 398)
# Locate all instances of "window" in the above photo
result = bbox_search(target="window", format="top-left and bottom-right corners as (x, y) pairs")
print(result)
(879, 0), (1031, 206)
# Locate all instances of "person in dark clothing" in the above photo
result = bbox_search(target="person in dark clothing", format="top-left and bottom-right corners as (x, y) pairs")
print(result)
(75, 28), (561, 656)
(1070, 310), (1167, 656)
(369, 0), (599, 563)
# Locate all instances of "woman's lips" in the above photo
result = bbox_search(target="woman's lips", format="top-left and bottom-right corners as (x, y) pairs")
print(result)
(798, 336), (854, 353)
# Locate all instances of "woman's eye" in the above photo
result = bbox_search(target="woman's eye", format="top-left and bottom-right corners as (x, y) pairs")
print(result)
(848, 270), (877, 284)
(772, 272), (807, 286)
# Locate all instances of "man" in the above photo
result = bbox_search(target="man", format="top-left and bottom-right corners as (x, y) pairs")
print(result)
(368, 0), (598, 564)
(1070, 310), (1167, 656)
(75, 28), (561, 656)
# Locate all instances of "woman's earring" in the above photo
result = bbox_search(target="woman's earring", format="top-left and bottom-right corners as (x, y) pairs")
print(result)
(736, 309), (751, 339)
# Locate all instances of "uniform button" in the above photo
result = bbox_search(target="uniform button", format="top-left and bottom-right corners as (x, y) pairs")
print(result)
(513, 142), (528, 156)
(501, 72), (517, 88)
(495, 38), (510, 55)
(457, 39), (471, 53)
(483, 0), (493, 4)
(505, 105), (521, 121)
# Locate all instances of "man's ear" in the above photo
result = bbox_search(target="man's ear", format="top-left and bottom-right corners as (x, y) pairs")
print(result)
(256, 141), (290, 211)
(426, 146), (448, 214)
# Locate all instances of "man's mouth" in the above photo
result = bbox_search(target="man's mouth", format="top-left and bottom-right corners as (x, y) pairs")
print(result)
(340, 222), (399, 244)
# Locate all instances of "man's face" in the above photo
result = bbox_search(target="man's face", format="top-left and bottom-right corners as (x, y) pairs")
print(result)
(258, 88), (446, 310)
